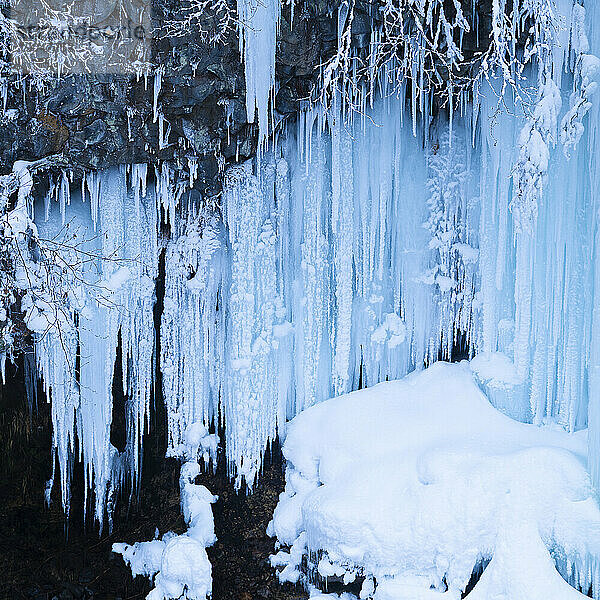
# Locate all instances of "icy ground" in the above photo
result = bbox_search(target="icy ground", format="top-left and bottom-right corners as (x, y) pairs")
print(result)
(269, 362), (600, 600)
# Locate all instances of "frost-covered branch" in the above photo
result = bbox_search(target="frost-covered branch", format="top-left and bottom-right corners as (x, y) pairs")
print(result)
(560, 5), (600, 158)
(159, 0), (237, 45)
(0, 156), (131, 374)
(319, 0), (573, 120)
(511, 77), (561, 233)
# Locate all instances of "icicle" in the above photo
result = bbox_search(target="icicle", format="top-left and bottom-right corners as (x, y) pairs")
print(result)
(188, 157), (198, 188)
(237, 0), (280, 142)
(330, 103), (354, 396)
(131, 163), (148, 217)
(153, 67), (162, 124)
(33, 165), (160, 526)
(293, 114), (330, 410)
(56, 170), (70, 225)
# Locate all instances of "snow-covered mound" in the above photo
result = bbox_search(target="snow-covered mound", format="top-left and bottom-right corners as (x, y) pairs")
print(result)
(268, 362), (600, 599)
(113, 424), (218, 600)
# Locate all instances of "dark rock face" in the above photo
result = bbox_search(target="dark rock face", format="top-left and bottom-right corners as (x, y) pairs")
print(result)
(0, 0), (495, 190)
(0, 0), (339, 195)
(276, 1), (338, 114)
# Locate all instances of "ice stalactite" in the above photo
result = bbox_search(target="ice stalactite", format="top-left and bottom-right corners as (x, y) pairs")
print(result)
(37, 326), (79, 513)
(34, 166), (161, 527)
(236, 0), (279, 142)
(293, 111), (331, 410)
(161, 208), (226, 455)
(119, 165), (159, 491)
(77, 167), (128, 523)
(424, 124), (479, 359)
(330, 103), (354, 397)
(476, 81), (520, 360)
(155, 163), (186, 226)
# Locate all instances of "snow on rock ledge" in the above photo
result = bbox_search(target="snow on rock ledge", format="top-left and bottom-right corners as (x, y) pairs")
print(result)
(268, 362), (600, 599)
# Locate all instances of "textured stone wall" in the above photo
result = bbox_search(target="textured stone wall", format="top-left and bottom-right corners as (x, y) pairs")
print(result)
(0, 0), (339, 194)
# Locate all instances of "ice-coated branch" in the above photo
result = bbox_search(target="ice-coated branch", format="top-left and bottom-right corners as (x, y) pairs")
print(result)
(318, 0), (572, 122)
(511, 77), (561, 234)
(0, 155), (74, 368)
(560, 6), (600, 158)
(160, 0), (237, 44)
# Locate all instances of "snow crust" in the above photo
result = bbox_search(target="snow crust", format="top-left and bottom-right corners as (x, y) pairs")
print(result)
(269, 362), (600, 599)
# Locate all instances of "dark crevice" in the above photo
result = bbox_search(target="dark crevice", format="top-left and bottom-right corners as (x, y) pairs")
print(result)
(110, 331), (127, 454)
(205, 440), (307, 600)
(461, 560), (490, 597)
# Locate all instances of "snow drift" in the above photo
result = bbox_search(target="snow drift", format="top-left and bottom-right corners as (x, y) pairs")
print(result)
(269, 362), (600, 599)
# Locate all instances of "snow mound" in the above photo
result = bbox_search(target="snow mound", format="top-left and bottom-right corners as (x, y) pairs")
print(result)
(114, 423), (217, 600)
(268, 362), (600, 599)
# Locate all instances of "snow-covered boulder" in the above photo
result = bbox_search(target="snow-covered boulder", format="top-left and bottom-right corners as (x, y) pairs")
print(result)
(269, 362), (600, 599)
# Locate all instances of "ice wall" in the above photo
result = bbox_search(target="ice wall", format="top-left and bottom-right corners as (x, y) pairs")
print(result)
(25, 2), (600, 519)
(167, 100), (479, 486)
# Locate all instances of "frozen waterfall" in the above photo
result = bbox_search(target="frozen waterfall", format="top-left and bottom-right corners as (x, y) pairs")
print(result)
(20, 2), (600, 527)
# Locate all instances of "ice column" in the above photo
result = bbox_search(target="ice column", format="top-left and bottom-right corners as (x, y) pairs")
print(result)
(34, 166), (160, 526)
(222, 160), (292, 486)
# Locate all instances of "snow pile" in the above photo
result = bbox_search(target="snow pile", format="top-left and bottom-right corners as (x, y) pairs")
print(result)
(114, 423), (217, 600)
(268, 362), (600, 599)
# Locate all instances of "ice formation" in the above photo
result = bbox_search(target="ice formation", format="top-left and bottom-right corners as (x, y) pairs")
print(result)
(33, 166), (158, 525)
(161, 206), (225, 455)
(28, 54), (600, 515)
(4, 6), (600, 596)
(114, 423), (218, 600)
(268, 362), (600, 599)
